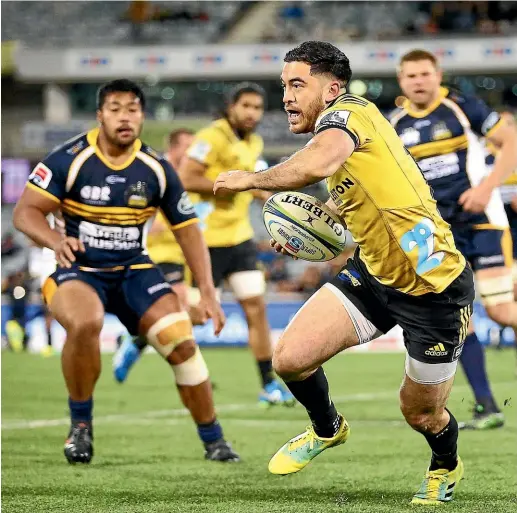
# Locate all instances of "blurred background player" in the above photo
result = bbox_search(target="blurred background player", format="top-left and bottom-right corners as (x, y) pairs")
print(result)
(112, 128), (205, 381)
(13, 79), (239, 464)
(27, 214), (64, 356)
(179, 82), (295, 406)
(392, 49), (517, 430)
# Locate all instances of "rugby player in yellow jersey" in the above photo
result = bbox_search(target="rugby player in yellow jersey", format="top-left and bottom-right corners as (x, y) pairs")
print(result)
(112, 128), (204, 382)
(214, 41), (473, 505)
(393, 51), (517, 430)
(14, 80), (239, 464)
(179, 82), (294, 406)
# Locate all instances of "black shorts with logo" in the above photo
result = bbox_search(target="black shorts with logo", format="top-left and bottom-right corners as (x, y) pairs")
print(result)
(208, 239), (259, 288)
(157, 262), (185, 285)
(329, 248), (475, 364)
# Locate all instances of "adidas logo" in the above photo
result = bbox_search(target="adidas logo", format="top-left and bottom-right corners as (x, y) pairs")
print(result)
(425, 343), (448, 357)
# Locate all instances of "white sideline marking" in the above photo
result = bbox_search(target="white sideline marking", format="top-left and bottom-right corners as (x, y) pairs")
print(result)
(3, 382), (511, 431)
(2, 391), (394, 431)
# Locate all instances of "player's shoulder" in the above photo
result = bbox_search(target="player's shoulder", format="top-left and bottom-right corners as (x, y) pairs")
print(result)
(327, 93), (371, 113)
(44, 131), (90, 165)
(443, 87), (484, 113)
(196, 118), (229, 143)
(139, 143), (168, 167)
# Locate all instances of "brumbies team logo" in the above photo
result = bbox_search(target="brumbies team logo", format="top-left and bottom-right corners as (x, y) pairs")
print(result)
(431, 122), (452, 141)
(125, 181), (149, 208)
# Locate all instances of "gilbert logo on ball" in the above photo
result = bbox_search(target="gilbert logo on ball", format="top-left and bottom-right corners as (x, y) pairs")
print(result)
(263, 191), (347, 262)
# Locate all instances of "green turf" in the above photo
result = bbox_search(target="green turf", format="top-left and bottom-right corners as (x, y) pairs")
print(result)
(2, 349), (516, 513)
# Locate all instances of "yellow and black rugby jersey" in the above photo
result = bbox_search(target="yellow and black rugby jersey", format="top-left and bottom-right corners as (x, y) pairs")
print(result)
(390, 87), (507, 228)
(27, 128), (198, 268)
(147, 211), (185, 265)
(316, 93), (465, 296)
(186, 118), (264, 247)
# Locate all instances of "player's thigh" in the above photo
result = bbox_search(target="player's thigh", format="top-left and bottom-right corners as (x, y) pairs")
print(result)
(274, 263), (389, 379)
(475, 265), (514, 311)
(44, 276), (105, 335)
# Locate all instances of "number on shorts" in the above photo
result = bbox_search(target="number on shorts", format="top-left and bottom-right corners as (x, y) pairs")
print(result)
(400, 218), (445, 275)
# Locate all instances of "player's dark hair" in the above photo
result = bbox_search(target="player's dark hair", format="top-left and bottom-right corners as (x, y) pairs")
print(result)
(222, 81), (266, 118)
(96, 79), (146, 110)
(399, 49), (439, 70)
(284, 41), (352, 87)
(168, 128), (194, 147)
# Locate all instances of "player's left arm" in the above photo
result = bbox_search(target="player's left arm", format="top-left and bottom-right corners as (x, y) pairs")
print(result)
(159, 162), (225, 335)
(458, 99), (517, 212)
(214, 129), (354, 193)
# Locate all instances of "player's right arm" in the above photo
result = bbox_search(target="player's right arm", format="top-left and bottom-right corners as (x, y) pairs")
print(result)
(178, 128), (224, 194)
(13, 158), (85, 268)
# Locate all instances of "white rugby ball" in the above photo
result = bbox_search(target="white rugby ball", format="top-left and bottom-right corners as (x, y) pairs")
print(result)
(263, 192), (347, 262)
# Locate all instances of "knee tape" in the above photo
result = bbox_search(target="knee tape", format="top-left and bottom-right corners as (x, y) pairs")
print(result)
(146, 312), (193, 358)
(477, 275), (514, 306)
(172, 346), (209, 386)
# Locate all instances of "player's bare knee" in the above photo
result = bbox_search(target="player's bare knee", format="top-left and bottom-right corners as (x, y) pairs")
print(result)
(400, 403), (443, 433)
(272, 343), (305, 381)
(241, 295), (266, 324)
(484, 302), (515, 327)
(65, 313), (103, 340)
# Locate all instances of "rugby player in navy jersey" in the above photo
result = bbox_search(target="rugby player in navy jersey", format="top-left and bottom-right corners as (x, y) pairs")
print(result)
(391, 50), (517, 429)
(13, 79), (239, 464)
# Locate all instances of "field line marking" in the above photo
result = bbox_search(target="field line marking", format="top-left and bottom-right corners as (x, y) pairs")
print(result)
(2, 381), (512, 431)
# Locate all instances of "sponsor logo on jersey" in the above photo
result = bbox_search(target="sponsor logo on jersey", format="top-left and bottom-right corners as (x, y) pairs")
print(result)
(400, 127), (421, 147)
(106, 175), (127, 185)
(125, 181), (149, 208)
(317, 110), (351, 130)
(481, 112), (500, 136)
(29, 163), (53, 190)
(177, 191), (195, 215)
(338, 269), (361, 287)
(79, 221), (141, 250)
(419, 153), (460, 181)
(414, 119), (432, 129)
(188, 140), (211, 163)
(66, 141), (85, 155)
(80, 185), (111, 202)
(147, 282), (172, 295)
(425, 343), (449, 357)
(431, 121), (452, 141)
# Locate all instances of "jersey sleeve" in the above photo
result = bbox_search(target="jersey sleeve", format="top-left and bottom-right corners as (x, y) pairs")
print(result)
(457, 94), (503, 137)
(315, 105), (372, 149)
(159, 160), (199, 230)
(26, 150), (67, 204)
(185, 127), (223, 167)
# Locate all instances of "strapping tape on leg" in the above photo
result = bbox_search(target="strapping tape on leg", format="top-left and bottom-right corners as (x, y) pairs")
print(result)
(477, 275), (514, 306)
(172, 346), (209, 386)
(146, 312), (193, 358)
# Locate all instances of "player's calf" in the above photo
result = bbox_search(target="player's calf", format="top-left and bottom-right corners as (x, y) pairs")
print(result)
(144, 307), (240, 462)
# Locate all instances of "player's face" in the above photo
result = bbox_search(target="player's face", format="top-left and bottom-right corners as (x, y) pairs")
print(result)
(97, 92), (144, 148)
(281, 62), (334, 134)
(398, 60), (442, 108)
(167, 133), (194, 168)
(228, 92), (264, 132)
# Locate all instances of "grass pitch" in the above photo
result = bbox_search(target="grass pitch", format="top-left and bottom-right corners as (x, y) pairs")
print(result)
(2, 348), (516, 513)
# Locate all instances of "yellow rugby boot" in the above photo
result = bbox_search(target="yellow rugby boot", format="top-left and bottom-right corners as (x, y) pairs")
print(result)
(411, 456), (464, 505)
(268, 415), (350, 475)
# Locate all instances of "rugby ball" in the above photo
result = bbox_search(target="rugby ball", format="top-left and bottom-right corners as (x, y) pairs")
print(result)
(263, 192), (347, 262)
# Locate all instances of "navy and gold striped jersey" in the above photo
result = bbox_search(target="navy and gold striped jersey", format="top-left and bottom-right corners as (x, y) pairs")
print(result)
(389, 87), (507, 228)
(27, 128), (198, 268)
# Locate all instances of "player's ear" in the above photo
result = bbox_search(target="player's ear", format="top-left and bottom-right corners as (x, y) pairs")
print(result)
(324, 80), (341, 103)
(96, 110), (102, 125)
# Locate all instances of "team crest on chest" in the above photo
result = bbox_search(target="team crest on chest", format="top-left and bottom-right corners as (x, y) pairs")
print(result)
(431, 122), (452, 141)
(125, 181), (149, 208)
